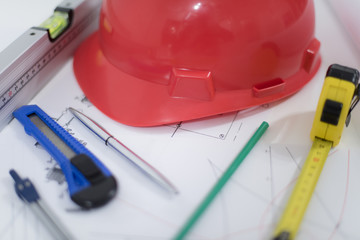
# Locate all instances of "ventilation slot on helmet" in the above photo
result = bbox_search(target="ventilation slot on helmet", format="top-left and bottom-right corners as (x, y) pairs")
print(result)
(169, 68), (215, 101)
(252, 78), (285, 98)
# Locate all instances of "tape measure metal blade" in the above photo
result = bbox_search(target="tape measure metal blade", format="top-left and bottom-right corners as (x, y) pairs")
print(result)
(274, 138), (332, 240)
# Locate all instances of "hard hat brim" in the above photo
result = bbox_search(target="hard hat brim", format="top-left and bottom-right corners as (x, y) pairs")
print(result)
(73, 32), (321, 126)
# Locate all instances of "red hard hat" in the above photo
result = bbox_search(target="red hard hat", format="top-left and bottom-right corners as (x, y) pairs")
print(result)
(73, 0), (320, 126)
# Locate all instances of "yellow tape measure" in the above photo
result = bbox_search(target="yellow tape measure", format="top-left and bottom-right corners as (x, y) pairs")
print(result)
(273, 64), (359, 240)
(273, 138), (331, 240)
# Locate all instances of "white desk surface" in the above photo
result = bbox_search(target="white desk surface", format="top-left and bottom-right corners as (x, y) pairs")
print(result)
(1, 1), (360, 240)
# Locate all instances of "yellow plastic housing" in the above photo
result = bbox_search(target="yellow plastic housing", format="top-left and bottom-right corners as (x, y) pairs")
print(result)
(310, 76), (355, 146)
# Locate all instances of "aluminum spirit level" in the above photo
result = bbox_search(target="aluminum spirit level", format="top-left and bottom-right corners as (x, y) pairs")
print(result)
(0, 0), (101, 131)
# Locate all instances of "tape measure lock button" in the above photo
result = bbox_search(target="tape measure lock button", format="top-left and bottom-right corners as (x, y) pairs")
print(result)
(320, 99), (343, 125)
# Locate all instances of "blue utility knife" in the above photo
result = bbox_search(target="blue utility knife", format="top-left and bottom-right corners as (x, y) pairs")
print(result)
(13, 105), (117, 208)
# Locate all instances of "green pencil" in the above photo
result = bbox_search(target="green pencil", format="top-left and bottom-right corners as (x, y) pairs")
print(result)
(174, 121), (269, 240)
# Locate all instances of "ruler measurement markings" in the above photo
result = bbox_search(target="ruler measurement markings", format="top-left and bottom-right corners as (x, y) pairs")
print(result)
(0, 8), (95, 112)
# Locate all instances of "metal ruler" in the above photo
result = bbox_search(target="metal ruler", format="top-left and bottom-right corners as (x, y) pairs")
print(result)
(272, 64), (360, 240)
(0, 0), (101, 131)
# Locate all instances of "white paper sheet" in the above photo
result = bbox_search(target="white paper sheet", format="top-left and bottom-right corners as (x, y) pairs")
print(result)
(1, 0), (360, 239)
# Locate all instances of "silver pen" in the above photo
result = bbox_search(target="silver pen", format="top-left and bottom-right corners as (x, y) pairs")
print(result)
(9, 169), (74, 240)
(69, 108), (178, 195)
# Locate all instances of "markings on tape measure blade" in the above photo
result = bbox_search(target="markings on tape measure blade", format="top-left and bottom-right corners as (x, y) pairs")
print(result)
(273, 137), (332, 240)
